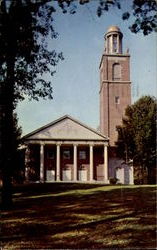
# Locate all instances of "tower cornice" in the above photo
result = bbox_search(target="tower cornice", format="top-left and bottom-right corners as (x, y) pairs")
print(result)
(104, 53), (130, 57)
(102, 80), (131, 84)
(99, 53), (130, 69)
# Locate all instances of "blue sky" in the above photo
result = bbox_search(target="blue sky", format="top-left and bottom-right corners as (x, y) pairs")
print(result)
(16, 1), (157, 135)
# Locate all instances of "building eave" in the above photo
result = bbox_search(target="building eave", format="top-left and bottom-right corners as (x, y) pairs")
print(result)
(23, 114), (109, 142)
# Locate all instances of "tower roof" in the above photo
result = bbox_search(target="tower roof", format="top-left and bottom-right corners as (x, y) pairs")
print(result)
(107, 25), (121, 33)
(105, 25), (123, 39)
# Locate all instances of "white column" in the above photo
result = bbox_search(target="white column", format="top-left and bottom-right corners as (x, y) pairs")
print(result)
(40, 143), (44, 182)
(25, 146), (30, 181)
(104, 144), (108, 183)
(56, 143), (61, 181)
(90, 144), (94, 181)
(73, 144), (77, 181)
(117, 35), (119, 53)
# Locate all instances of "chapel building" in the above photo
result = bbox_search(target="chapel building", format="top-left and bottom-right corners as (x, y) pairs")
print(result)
(24, 115), (109, 183)
(23, 26), (134, 184)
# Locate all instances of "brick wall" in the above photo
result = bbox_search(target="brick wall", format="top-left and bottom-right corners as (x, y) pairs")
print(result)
(100, 54), (131, 146)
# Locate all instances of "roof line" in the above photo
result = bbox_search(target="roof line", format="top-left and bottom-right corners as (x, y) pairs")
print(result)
(23, 114), (109, 141)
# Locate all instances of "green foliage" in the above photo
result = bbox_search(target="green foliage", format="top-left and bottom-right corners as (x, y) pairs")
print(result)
(32, 0), (157, 36)
(116, 96), (156, 172)
(0, 0), (64, 104)
(130, 0), (157, 35)
(80, 0), (157, 35)
(98, 0), (157, 35)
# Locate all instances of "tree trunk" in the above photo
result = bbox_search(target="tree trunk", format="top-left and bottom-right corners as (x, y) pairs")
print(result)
(0, 57), (15, 209)
(0, 1), (18, 209)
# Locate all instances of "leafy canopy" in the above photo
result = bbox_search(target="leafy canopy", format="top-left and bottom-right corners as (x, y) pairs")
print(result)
(57, 0), (157, 35)
(0, 0), (64, 105)
(116, 96), (156, 168)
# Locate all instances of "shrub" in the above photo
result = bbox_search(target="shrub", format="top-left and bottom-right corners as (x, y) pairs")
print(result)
(109, 177), (119, 185)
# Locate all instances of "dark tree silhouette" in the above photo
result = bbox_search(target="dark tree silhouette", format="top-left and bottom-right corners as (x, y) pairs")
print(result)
(96, 0), (157, 35)
(0, 0), (63, 209)
(56, 0), (157, 35)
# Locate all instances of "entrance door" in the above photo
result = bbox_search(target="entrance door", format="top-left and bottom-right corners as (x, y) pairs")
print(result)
(46, 170), (55, 182)
(62, 170), (71, 181)
(79, 170), (87, 181)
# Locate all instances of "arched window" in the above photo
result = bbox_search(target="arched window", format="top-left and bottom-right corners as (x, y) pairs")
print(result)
(112, 63), (121, 81)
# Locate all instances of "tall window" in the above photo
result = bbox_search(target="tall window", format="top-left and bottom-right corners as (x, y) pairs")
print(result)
(112, 63), (121, 81)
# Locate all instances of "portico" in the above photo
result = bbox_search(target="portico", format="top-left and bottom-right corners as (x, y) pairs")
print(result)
(24, 115), (109, 183)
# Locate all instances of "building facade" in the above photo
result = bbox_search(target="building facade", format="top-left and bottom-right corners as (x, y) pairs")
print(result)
(23, 26), (134, 184)
(24, 115), (109, 183)
(99, 26), (131, 146)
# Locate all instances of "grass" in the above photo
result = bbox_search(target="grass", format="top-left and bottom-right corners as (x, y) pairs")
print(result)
(1, 183), (157, 249)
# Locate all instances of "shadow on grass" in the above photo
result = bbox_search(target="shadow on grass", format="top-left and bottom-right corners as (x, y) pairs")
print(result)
(1, 184), (157, 249)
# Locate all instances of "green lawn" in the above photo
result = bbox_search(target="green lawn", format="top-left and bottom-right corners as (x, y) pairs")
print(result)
(1, 183), (157, 249)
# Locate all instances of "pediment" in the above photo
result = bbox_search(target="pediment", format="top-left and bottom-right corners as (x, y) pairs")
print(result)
(24, 115), (108, 141)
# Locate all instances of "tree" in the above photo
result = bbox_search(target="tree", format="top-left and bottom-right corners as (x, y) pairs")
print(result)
(96, 0), (157, 35)
(56, 0), (157, 35)
(0, 0), (64, 208)
(116, 96), (156, 184)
